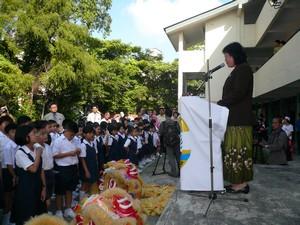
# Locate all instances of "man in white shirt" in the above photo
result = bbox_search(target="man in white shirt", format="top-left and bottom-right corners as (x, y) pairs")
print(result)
(157, 106), (166, 125)
(87, 105), (102, 124)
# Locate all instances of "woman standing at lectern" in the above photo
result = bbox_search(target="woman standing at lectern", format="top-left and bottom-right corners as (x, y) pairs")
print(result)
(217, 42), (254, 193)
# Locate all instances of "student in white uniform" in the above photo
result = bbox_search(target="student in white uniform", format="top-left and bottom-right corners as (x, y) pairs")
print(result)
(33, 120), (55, 215)
(52, 121), (80, 219)
(11, 124), (46, 225)
(0, 116), (14, 166)
(0, 115), (13, 223)
(1, 123), (18, 225)
(79, 126), (98, 199)
(47, 120), (60, 143)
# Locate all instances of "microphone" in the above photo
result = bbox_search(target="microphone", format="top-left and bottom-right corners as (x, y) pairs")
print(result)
(209, 63), (225, 74)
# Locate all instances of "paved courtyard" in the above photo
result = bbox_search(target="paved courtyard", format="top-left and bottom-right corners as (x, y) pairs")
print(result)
(141, 156), (300, 225)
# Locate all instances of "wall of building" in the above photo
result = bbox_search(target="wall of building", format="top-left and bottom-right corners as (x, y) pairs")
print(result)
(204, 10), (244, 101)
(254, 31), (300, 97)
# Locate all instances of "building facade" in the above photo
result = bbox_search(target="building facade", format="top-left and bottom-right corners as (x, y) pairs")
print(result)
(165, 0), (300, 153)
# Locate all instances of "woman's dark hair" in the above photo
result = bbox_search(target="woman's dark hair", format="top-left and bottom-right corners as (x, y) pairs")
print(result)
(33, 120), (48, 131)
(15, 124), (35, 146)
(46, 134), (52, 145)
(100, 121), (108, 130)
(63, 120), (78, 133)
(0, 115), (13, 125)
(127, 126), (137, 134)
(85, 121), (93, 127)
(17, 115), (31, 126)
(93, 122), (100, 128)
(107, 123), (118, 134)
(47, 120), (57, 125)
(117, 123), (124, 130)
(5, 123), (18, 134)
(222, 42), (247, 65)
(83, 125), (95, 134)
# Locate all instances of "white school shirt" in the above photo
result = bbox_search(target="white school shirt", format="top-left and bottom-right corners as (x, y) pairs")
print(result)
(2, 138), (18, 168)
(87, 112), (102, 124)
(118, 132), (126, 139)
(80, 139), (97, 158)
(124, 135), (137, 148)
(142, 114), (150, 122)
(52, 135), (79, 166)
(73, 136), (83, 148)
(15, 145), (36, 171)
(50, 132), (60, 143)
(137, 136), (143, 150)
(143, 131), (149, 144)
(0, 131), (8, 162)
(35, 143), (54, 170)
(94, 135), (107, 152)
(282, 124), (294, 140)
(107, 135), (118, 146)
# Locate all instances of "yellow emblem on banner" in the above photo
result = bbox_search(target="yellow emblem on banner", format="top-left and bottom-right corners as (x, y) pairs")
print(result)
(179, 117), (189, 132)
(180, 150), (191, 168)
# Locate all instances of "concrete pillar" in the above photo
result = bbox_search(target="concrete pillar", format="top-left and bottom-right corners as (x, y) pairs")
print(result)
(178, 32), (184, 99)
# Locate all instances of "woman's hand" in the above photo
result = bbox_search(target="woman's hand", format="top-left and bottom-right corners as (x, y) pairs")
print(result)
(85, 171), (91, 179)
(41, 187), (46, 201)
(12, 176), (18, 187)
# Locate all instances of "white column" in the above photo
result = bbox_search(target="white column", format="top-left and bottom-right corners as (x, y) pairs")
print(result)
(178, 32), (184, 99)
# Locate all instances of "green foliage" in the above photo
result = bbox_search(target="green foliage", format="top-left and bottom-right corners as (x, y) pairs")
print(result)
(0, 0), (178, 120)
(0, 54), (37, 118)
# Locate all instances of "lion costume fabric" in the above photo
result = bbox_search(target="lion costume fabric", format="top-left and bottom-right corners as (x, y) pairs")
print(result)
(72, 187), (146, 225)
(102, 160), (144, 199)
(102, 160), (176, 216)
(24, 214), (68, 225)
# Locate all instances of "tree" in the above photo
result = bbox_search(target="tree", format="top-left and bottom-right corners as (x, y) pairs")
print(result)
(0, 54), (36, 118)
(0, 1), (178, 119)
(0, 0), (112, 118)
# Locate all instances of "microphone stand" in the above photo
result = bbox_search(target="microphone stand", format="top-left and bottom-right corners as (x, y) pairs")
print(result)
(188, 60), (248, 217)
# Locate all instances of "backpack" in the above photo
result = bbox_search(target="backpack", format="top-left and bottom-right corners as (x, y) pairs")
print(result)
(162, 120), (180, 147)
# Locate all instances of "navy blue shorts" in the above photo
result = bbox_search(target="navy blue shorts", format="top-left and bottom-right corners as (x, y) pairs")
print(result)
(54, 165), (78, 195)
(45, 169), (55, 200)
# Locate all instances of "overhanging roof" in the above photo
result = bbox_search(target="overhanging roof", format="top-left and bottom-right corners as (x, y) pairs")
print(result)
(164, 0), (246, 51)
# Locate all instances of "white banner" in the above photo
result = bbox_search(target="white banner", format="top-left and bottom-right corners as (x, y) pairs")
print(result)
(179, 96), (229, 191)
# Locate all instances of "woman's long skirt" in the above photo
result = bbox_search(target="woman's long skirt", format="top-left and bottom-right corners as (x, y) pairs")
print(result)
(223, 126), (253, 184)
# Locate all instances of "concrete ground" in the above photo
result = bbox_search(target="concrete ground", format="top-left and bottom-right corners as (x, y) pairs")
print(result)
(141, 156), (300, 225)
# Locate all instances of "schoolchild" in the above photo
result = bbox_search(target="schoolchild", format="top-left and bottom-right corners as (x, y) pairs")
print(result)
(117, 123), (127, 159)
(93, 122), (106, 172)
(47, 120), (60, 143)
(107, 124), (120, 161)
(79, 126), (98, 199)
(11, 124), (46, 225)
(2, 123), (18, 225)
(52, 121), (80, 219)
(124, 126), (139, 165)
(33, 120), (55, 214)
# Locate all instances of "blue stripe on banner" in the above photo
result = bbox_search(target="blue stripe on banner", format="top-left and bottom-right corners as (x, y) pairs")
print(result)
(180, 154), (190, 161)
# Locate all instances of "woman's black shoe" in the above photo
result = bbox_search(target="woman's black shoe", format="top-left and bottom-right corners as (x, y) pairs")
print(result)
(224, 184), (232, 189)
(226, 185), (250, 194)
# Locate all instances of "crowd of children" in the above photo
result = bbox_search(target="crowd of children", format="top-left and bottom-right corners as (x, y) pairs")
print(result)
(0, 113), (161, 225)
